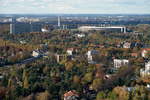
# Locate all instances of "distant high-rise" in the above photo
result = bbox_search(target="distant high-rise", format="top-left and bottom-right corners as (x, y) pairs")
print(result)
(10, 18), (16, 34)
(58, 16), (61, 27)
(10, 21), (42, 34)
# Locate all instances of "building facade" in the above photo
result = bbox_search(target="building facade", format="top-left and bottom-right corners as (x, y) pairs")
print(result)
(114, 59), (129, 68)
(10, 22), (42, 34)
(140, 61), (150, 77)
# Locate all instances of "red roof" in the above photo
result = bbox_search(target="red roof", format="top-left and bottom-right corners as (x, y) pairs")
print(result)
(64, 90), (78, 97)
(67, 48), (74, 51)
(131, 53), (138, 57)
(142, 48), (150, 51)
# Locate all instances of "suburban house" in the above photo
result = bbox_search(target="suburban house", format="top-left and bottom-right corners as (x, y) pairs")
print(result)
(130, 53), (138, 58)
(64, 90), (79, 100)
(75, 34), (85, 38)
(114, 59), (129, 68)
(66, 48), (78, 56)
(32, 50), (40, 57)
(133, 31), (143, 35)
(67, 48), (74, 56)
(104, 74), (112, 79)
(55, 54), (66, 63)
(86, 50), (99, 64)
(123, 42), (131, 48)
(20, 40), (26, 44)
(141, 48), (150, 58)
(140, 61), (150, 77)
(32, 49), (45, 57)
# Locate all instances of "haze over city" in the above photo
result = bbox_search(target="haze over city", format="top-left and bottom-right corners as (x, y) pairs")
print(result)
(0, 0), (150, 14)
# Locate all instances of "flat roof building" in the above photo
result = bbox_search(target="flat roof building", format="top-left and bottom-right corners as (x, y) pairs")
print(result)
(78, 26), (126, 33)
(10, 22), (42, 34)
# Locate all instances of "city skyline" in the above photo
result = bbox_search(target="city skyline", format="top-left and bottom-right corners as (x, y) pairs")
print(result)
(0, 0), (150, 14)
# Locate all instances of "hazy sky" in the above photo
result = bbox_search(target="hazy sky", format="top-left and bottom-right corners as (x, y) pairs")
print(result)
(0, 0), (150, 14)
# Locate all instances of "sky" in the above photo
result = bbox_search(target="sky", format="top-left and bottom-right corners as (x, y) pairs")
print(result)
(0, 0), (150, 14)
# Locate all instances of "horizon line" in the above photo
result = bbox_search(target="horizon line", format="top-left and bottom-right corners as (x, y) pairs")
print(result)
(0, 13), (150, 15)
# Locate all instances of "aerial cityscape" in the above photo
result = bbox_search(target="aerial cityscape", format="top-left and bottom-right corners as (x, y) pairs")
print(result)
(0, 0), (150, 100)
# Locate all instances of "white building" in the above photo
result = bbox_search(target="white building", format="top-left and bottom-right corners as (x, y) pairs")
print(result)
(145, 62), (150, 72)
(140, 61), (150, 77)
(141, 49), (150, 58)
(87, 50), (99, 63)
(67, 48), (74, 56)
(142, 50), (147, 58)
(114, 59), (129, 68)
(41, 28), (50, 33)
(147, 84), (150, 89)
(32, 50), (40, 57)
(78, 26), (126, 33)
(75, 34), (85, 38)
(55, 54), (66, 63)
(0, 75), (4, 79)
(123, 42), (131, 48)
(20, 40), (26, 44)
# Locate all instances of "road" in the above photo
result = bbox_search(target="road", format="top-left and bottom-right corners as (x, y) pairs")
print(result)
(0, 54), (44, 68)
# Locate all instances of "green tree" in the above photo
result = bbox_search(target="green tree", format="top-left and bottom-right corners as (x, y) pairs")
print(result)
(36, 91), (51, 100)
(91, 78), (103, 91)
(96, 91), (106, 100)
(22, 69), (29, 89)
(82, 72), (93, 84)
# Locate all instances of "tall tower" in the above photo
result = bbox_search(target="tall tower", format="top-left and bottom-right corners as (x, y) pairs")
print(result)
(10, 17), (16, 34)
(30, 21), (33, 32)
(58, 16), (61, 27)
